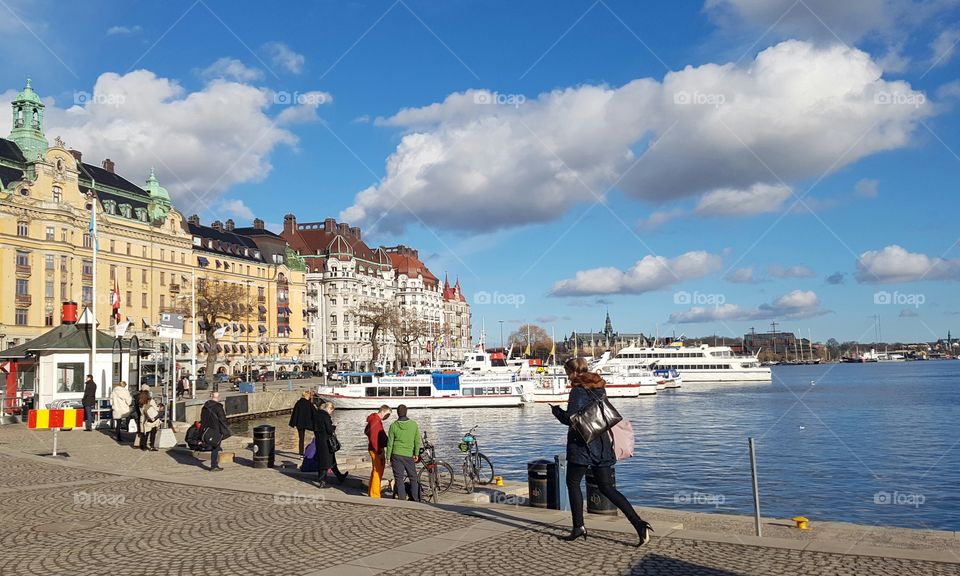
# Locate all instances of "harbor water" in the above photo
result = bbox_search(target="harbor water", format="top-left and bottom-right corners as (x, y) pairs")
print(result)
(232, 361), (960, 530)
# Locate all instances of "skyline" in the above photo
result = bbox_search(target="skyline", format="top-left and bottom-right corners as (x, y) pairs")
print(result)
(2, 1), (959, 344)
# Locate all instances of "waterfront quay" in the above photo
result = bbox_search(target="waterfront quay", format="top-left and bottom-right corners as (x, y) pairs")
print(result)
(0, 424), (957, 576)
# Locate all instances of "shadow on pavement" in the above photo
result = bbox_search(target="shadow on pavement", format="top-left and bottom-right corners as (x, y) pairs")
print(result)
(631, 554), (741, 575)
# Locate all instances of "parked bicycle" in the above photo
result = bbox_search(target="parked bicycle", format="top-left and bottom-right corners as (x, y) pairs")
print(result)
(418, 431), (454, 502)
(459, 425), (495, 493)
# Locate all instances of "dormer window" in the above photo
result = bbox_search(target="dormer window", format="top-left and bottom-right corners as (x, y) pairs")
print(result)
(103, 200), (116, 215)
(193, 236), (201, 246)
(120, 204), (132, 218)
(135, 208), (147, 222)
(253, 251), (261, 259)
(52, 186), (62, 202)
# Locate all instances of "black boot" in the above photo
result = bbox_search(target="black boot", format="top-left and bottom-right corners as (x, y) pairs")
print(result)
(632, 519), (653, 547)
(560, 526), (587, 541)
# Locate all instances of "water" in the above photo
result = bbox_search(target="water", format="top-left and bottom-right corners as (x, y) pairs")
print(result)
(233, 361), (960, 530)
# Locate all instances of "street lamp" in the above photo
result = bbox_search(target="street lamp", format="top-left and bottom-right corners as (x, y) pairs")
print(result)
(245, 280), (251, 382)
(498, 320), (504, 351)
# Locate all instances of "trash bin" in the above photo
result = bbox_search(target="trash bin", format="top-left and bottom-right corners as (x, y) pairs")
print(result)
(586, 467), (617, 515)
(252, 424), (275, 469)
(527, 460), (551, 508)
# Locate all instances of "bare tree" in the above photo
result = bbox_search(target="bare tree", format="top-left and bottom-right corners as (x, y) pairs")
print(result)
(174, 277), (253, 379)
(508, 324), (554, 358)
(390, 308), (430, 367)
(355, 300), (398, 368)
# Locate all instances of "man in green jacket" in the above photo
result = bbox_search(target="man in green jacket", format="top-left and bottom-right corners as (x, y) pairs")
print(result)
(385, 404), (421, 501)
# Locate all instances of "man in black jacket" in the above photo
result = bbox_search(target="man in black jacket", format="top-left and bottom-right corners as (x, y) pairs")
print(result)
(200, 392), (231, 471)
(82, 374), (98, 431)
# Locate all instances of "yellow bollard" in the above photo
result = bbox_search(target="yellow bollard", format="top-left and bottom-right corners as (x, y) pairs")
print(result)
(494, 476), (504, 486)
(791, 516), (810, 530)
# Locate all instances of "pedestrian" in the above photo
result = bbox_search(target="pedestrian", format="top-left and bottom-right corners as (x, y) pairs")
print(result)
(109, 381), (132, 443)
(551, 357), (653, 545)
(137, 389), (161, 451)
(200, 391), (231, 471)
(82, 374), (97, 431)
(176, 374), (188, 399)
(365, 404), (391, 498)
(385, 404), (420, 502)
(313, 401), (347, 488)
(289, 391), (316, 456)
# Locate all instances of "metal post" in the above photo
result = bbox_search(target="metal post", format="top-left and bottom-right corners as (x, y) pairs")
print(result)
(749, 437), (762, 537)
(52, 427), (58, 457)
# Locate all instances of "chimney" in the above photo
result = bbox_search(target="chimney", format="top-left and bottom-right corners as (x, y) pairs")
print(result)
(68, 149), (82, 163)
(337, 223), (348, 235)
(323, 218), (336, 231)
(225, 219), (235, 232)
(253, 218), (264, 230)
(211, 220), (223, 232)
(101, 158), (115, 173)
(188, 214), (200, 226)
(283, 213), (296, 235)
(349, 226), (361, 240)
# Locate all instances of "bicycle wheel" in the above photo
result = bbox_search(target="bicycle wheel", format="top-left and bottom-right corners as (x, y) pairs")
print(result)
(462, 460), (475, 493)
(418, 465), (440, 503)
(432, 460), (455, 494)
(475, 453), (495, 485)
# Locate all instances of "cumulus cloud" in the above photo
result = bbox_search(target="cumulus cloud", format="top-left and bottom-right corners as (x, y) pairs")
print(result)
(669, 290), (826, 323)
(535, 314), (570, 323)
(12, 71), (312, 214)
(263, 41), (305, 74)
(551, 251), (723, 296)
(218, 199), (255, 221)
(826, 272), (845, 285)
(856, 245), (960, 283)
(637, 208), (685, 231)
(854, 178), (879, 198)
(694, 183), (792, 217)
(106, 25), (142, 36)
(768, 264), (816, 278)
(725, 267), (758, 284)
(343, 41), (931, 233)
(929, 28), (960, 68)
(274, 91), (333, 125)
(199, 58), (264, 82)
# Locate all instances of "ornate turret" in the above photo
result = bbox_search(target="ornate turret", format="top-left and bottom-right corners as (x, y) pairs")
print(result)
(603, 310), (613, 339)
(144, 168), (171, 221)
(9, 78), (48, 161)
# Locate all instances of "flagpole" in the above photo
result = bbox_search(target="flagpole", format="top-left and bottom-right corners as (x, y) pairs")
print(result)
(190, 270), (196, 399)
(89, 185), (99, 397)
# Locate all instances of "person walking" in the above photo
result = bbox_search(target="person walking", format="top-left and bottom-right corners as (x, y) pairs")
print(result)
(109, 381), (132, 443)
(365, 404), (391, 498)
(200, 392), (231, 471)
(82, 374), (98, 431)
(313, 402), (347, 488)
(137, 389), (161, 451)
(289, 391), (317, 456)
(385, 404), (420, 502)
(551, 357), (653, 546)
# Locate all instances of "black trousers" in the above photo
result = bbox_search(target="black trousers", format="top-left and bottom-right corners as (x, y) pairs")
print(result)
(390, 455), (419, 501)
(114, 418), (125, 440)
(297, 428), (307, 455)
(567, 464), (641, 529)
(139, 428), (157, 449)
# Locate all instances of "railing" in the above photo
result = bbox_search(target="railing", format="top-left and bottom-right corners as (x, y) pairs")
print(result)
(169, 284), (180, 293)
(15, 265), (31, 276)
(81, 273), (93, 284)
(15, 294), (32, 306)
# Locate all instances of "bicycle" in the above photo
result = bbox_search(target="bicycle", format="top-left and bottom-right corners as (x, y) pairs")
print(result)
(418, 431), (454, 502)
(458, 425), (495, 493)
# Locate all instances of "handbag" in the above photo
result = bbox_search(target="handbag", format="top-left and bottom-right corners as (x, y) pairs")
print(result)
(146, 405), (160, 422)
(327, 433), (342, 453)
(569, 388), (622, 444)
(202, 427), (223, 449)
(127, 418), (138, 433)
(610, 419), (635, 460)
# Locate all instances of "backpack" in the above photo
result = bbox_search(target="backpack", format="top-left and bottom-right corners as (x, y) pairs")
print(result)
(609, 419), (635, 460)
(185, 421), (204, 451)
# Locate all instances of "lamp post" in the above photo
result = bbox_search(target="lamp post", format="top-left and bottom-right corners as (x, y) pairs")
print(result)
(245, 280), (251, 382)
(498, 320), (504, 351)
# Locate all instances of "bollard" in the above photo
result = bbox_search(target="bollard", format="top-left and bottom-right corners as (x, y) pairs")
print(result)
(749, 437), (762, 537)
(554, 454), (569, 511)
(586, 468), (617, 516)
(527, 460), (551, 508)
(252, 424), (276, 468)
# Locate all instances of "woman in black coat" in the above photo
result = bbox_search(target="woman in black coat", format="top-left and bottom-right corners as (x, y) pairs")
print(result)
(313, 402), (347, 488)
(551, 357), (652, 546)
(289, 392), (316, 455)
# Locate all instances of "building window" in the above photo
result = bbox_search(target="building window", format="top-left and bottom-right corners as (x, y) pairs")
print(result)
(142, 269), (147, 283)
(60, 229), (68, 242)
(160, 249), (165, 261)
(61, 282), (67, 300)
(126, 291), (132, 306)
(83, 233), (91, 248)
(56, 362), (85, 393)
(60, 256), (67, 271)
(110, 265), (116, 280)
(110, 240), (115, 253)
(45, 280), (53, 298)
(126, 243), (131, 256)
(52, 186), (62, 202)
(82, 259), (93, 276)
(82, 286), (92, 304)
(160, 272), (165, 286)
(160, 295), (165, 309)
(180, 253), (185, 264)
(142, 246), (147, 258)
(45, 254), (54, 270)
(17, 221), (28, 237)
(45, 308), (54, 326)
(141, 293), (147, 308)
(16, 279), (29, 295)
(16, 251), (29, 267)
(15, 309), (28, 326)
(126, 267), (132, 282)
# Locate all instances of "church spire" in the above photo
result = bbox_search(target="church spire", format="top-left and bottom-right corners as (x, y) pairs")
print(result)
(603, 309), (613, 339)
(9, 78), (48, 161)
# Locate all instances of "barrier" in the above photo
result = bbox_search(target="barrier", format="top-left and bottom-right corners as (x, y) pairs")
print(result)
(27, 408), (86, 456)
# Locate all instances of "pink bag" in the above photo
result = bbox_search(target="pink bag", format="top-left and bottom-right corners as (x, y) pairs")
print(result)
(609, 419), (635, 460)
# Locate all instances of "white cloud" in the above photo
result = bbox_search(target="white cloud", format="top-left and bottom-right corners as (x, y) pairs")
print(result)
(551, 251), (723, 296)
(637, 208), (684, 231)
(669, 289), (825, 323)
(725, 267), (757, 284)
(262, 41), (305, 74)
(218, 198), (255, 221)
(199, 58), (264, 82)
(937, 79), (960, 100)
(826, 272), (845, 285)
(856, 245), (960, 283)
(343, 41), (931, 233)
(694, 183), (792, 217)
(877, 42), (912, 73)
(274, 91), (333, 125)
(854, 178), (879, 198)
(106, 25), (142, 36)
(768, 264), (816, 278)
(14, 71), (311, 214)
(900, 308), (919, 317)
(929, 28), (960, 68)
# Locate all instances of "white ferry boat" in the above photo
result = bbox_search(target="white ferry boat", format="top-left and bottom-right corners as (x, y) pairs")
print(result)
(316, 372), (525, 409)
(611, 343), (771, 382)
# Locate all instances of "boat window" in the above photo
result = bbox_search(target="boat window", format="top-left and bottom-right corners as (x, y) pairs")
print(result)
(405, 387), (417, 396)
(378, 387), (391, 396)
(391, 387), (404, 397)
(362, 375), (373, 384)
(365, 387), (377, 397)
(463, 388), (474, 396)
(418, 386), (431, 396)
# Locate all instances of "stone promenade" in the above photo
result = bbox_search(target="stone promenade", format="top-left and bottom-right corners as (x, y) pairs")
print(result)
(1, 425), (958, 576)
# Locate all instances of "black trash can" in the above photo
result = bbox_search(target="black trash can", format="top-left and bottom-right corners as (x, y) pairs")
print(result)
(252, 424), (275, 469)
(586, 468), (617, 515)
(527, 460), (551, 508)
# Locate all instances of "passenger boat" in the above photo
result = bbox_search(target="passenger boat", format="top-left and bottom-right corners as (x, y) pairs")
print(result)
(607, 342), (771, 382)
(653, 367), (683, 389)
(316, 372), (525, 409)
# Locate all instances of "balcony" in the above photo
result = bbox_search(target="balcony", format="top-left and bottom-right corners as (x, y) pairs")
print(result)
(15, 294), (32, 307)
(169, 284), (180, 294)
(15, 265), (31, 277)
(81, 273), (93, 284)
(257, 295), (266, 304)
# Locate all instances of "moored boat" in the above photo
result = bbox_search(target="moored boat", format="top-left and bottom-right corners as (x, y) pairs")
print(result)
(317, 372), (524, 409)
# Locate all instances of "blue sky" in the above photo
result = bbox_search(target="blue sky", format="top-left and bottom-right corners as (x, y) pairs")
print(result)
(2, 0), (959, 344)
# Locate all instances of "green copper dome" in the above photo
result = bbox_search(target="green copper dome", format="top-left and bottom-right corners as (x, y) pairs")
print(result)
(15, 78), (44, 106)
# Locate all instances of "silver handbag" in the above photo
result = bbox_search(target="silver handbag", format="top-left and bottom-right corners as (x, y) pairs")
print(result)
(569, 389), (622, 444)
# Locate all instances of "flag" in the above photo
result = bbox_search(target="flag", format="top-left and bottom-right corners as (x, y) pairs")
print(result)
(524, 342), (531, 357)
(550, 341), (556, 358)
(110, 278), (121, 322)
(88, 204), (98, 251)
(213, 325), (227, 339)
